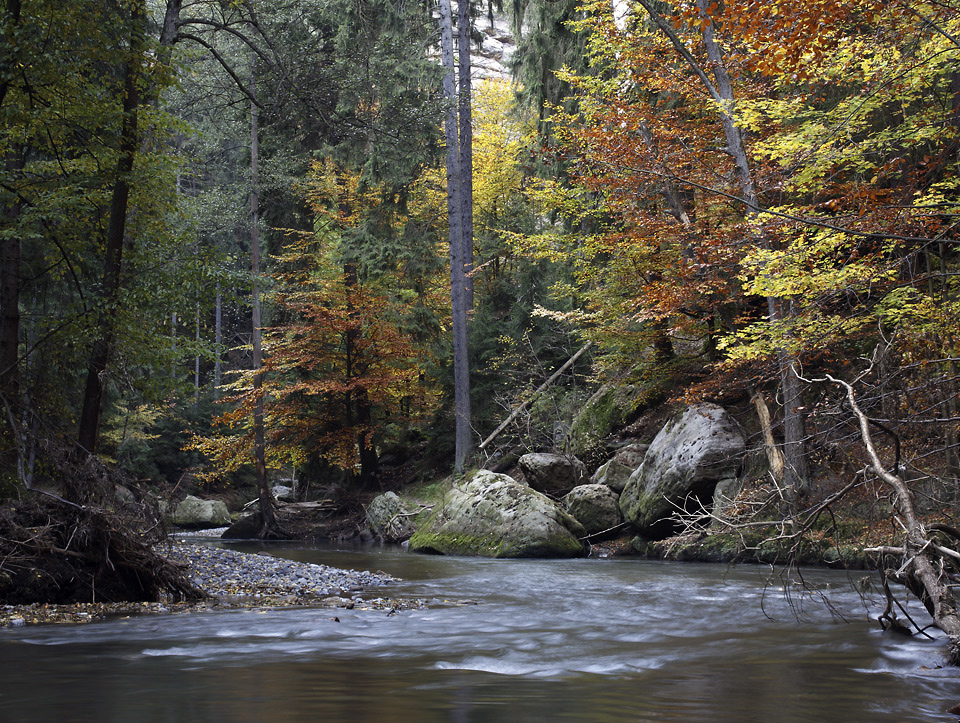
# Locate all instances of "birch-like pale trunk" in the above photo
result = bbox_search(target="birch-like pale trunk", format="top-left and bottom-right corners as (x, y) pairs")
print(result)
(828, 372), (960, 663)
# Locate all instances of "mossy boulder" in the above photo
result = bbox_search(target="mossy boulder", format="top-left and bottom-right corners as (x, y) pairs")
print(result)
(591, 442), (649, 493)
(619, 404), (746, 538)
(168, 495), (231, 530)
(518, 452), (587, 497)
(366, 492), (419, 542)
(563, 484), (623, 536)
(408, 470), (586, 558)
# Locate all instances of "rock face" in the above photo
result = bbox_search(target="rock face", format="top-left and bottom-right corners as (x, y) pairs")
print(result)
(518, 453), (587, 497)
(591, 458), (633, 493)
(366, 492), (418, 542)
(563, 484), (622, 536)
(169, 495), (231, 530)
(619, 404), (746, 537)
(408, 470), (586, 558)
(566, 384), (638, 457)
(590, 443), (649, 493)
(613, 442), (649, 469)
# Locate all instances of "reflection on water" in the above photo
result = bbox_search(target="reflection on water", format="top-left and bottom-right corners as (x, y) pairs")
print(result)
(0, 542), (957, 722)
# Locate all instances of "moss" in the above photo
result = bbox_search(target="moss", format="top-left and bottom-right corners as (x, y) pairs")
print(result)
(408, 530), (511, 557)
(568, 385), (637, 457)
(405, 475), (456, 505)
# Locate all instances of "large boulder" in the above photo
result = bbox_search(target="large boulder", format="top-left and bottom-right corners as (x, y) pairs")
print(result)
(591, 458), (634, 493)
(563, 484), (623, 536)
(408, 470), (586, 558)
(366, 492), (418, 542)
(613, 442), (649, 468)
(619, 404), (746, 537)
(517, 453), (587, 497)
(168, 495), (231, 530)
(590, 443), (649, 493)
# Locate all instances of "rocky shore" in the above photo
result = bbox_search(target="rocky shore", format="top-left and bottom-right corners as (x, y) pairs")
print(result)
(0, 538), (405, 628)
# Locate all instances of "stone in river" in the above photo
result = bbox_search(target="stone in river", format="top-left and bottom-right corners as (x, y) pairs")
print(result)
(409, 470), (586, 558)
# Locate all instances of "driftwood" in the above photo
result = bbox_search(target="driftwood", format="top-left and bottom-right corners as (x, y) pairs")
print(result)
(479, 342), (592, 451)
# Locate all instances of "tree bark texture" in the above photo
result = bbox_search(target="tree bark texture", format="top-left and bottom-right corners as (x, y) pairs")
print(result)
(343, 260), (378, 488)
(638, 0), (809, 496)
(440, 0), (472, 473)
(457, 0), (474, 312)
(249, 53), (278, 537)
(76, 3), (145, 456)
(214, 282), (222, 397)
(0, 0), (22, 416)
(0, 152), (21, 408)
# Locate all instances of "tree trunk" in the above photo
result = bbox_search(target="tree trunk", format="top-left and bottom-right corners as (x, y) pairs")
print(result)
(698, 0), (808, 496)
(214, 282), (222, 398)
(343, 260), (378, 488)
(0, 0), (22, 111)
(0, 0), (22, 480)
(249, 52), (279, 538)
(76, 3), (145, 457)
(752, 389), (785, 485)
(170, 312), (177, 380)
(635, 1), (808, 500)
(194, 300), (200, 405)
(457, 0), (474, 313)
(0, 151), (22, 417)
(440, 0), (472, 473)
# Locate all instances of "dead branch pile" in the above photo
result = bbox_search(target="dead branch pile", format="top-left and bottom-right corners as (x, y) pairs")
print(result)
(0, 496), (206, 604)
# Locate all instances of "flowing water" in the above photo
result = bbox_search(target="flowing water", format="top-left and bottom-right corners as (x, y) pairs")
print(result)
(0, 542), (957, 722)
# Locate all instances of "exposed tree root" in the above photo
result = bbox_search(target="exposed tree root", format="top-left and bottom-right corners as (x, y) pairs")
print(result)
(0, 496), (206, 604)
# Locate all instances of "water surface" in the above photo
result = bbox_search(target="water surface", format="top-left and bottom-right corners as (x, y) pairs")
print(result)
(0, 542), (956, 722)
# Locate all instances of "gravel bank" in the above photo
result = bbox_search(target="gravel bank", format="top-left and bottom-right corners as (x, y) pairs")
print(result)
(0, 539), (406, 628)
(156, 539), (396, 599)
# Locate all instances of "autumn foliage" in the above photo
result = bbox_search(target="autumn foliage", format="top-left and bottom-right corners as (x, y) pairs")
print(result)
(189, 163), (436, 483)
(532, 0), (960, 389)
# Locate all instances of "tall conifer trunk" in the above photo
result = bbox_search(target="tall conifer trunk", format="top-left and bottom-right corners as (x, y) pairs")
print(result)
(440, 0), (472, 473)
(77, 2), (145, 458)
(457, 0), (474, 313)
(249, 53), (279, 537)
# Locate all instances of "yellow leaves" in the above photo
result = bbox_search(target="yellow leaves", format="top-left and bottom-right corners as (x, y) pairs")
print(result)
(472, 79), (531, 225)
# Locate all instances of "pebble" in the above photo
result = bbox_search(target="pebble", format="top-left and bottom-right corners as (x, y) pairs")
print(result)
(155, 540), (396, 600)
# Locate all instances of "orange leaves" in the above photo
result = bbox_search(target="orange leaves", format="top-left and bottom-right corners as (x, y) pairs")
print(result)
(719, 0), (887, 80)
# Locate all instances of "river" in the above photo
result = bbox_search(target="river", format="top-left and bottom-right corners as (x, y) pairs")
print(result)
(0, 542), (957, 722)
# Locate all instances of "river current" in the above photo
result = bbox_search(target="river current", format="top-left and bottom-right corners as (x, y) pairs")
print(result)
(0, 542), (957, 722)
